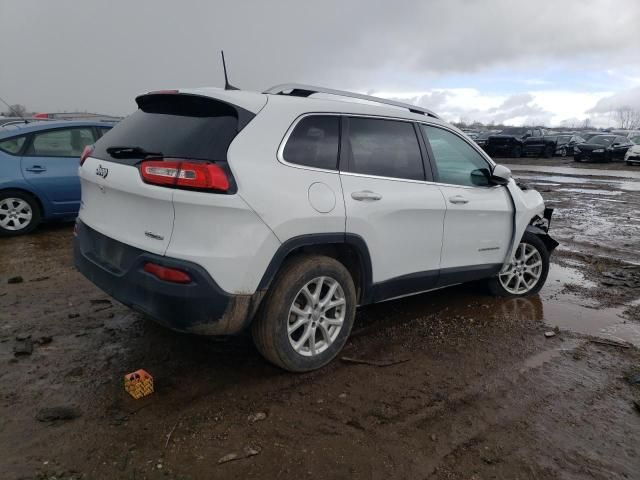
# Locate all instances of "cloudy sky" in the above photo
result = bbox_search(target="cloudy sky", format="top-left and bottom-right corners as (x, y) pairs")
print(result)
(1, 0), (640, 127)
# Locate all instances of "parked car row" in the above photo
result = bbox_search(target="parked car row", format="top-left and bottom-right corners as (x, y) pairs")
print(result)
(466, 127), (640, 164)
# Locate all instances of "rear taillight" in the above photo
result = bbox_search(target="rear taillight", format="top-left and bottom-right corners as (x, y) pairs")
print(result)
(80, 145), (94, 166)
(143, 262), (191, 284)
(139, 160), (229, 192)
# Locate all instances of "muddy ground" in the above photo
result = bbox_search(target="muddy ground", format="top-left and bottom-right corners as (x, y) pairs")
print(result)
(1, 159), (639, 480)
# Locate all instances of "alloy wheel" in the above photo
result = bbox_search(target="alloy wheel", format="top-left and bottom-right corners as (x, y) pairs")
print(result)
(499, 242), (543, 295)
(0, 198), (33, 231)
(287, 276), (346, 357)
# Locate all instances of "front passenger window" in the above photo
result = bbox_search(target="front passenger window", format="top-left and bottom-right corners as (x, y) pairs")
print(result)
(421, 125), (492, 187)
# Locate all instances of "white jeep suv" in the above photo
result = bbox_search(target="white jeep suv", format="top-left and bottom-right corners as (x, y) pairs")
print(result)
(74, 84), (557, 372)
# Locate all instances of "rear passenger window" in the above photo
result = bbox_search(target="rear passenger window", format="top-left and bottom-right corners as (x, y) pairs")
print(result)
(283, 116), (340, 170)
(346, 118), (424, 180)
(26, 128), (94, 157)
(0, 136), (26, 155)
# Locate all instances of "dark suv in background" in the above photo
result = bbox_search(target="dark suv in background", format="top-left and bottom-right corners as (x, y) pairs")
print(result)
(523, 134), (585, 158)
(485, 127), (546, 158)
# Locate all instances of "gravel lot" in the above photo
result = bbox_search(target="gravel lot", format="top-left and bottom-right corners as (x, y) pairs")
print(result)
(1, 159), (639, 480)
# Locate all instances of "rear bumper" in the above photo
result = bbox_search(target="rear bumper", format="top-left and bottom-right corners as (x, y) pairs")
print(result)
(74, 220), (260, 335)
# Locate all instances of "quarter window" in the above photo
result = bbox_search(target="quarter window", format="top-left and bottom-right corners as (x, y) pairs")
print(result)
(421, 125), (492, 187)
(283, 116), (340, 170)
(346, 117), (424, 181)
(26, 128), (95, 157)
(0, 136), (26, 155)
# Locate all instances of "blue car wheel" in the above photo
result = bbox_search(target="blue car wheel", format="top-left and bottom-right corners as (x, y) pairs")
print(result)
(0, 190), (41, 236)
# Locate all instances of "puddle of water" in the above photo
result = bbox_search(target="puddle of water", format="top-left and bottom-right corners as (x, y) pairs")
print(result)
(505, 164), (640, 181)
(540, 264), (640, 346)
(515, 174), (640, 192)
(523, 341), (579, 369)
(557, 188), (622, 196)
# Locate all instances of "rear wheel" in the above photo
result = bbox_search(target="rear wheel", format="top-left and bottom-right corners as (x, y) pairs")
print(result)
(252, 255), (356, 372)
(487, 232), (549, 297)
(560, 147), (567, 157)
(0, 191), (41, 236)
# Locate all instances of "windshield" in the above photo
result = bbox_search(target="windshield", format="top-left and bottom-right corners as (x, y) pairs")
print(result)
(590, 135), (615, 146)
(630, 135), (640, 144)
(556, 136), (570, 144)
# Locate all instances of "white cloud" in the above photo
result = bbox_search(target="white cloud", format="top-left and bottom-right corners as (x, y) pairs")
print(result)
(377, 89), (612, 127)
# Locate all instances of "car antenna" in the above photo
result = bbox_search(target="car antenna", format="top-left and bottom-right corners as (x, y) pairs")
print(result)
(0, 95), (29, 123)
(221, 50), (239, 91)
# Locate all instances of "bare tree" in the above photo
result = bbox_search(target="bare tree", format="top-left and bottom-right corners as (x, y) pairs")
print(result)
(582, 117), (592, 129)
(4, 104), (28, 117)
(614, 106), (640, 129)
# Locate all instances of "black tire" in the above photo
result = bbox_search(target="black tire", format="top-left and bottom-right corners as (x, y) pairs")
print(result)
(512, 145), (522, 158)
(487, 232), (550, 298)
(560, 147), (567, 157)
(543, 146), (553, 158)
(251, 254), (357, 372)
(0, 190), (41, 237)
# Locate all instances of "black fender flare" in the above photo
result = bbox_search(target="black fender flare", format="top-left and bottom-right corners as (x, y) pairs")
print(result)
(525, 225), (559, 253)
(257, 233), (374, 304)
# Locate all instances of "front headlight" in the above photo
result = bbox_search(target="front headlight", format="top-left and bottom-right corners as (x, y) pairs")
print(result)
(592, 149), (604, 153)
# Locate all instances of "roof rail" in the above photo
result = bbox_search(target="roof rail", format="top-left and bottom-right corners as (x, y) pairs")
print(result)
(263, 83), (439, 119)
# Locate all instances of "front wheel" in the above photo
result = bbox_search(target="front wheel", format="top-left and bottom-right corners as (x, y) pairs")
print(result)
(512, 145), (522, 158)
(251, 254), (356, 372)
(487, 232), (549, 297)
(0, 191), (41, 236)
(560, 147), (567, 157)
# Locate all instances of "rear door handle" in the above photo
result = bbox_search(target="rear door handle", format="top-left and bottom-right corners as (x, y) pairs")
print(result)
(448, 195), (469, 205)
(351, 190), (382, 202)
(26, 166), (47, 173)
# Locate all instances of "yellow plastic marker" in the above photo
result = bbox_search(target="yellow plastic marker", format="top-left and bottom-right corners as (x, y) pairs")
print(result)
(124, 369), (154, 399)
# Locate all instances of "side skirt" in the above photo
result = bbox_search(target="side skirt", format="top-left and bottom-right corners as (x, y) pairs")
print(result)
(369, 263), (502, 304)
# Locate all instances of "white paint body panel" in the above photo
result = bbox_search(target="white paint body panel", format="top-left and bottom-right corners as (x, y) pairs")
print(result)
(437, 184), (512, 268)
(79, 157), (174, 255)
(340, 174), (446, 282)
(166, 189), (280, 293)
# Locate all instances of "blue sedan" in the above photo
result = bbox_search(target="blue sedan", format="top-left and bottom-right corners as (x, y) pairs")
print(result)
(0, 120), (113, 236)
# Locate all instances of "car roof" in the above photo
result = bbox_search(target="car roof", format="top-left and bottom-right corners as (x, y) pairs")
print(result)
(171, 87), (452, 128)
(0, 120), (115, 140)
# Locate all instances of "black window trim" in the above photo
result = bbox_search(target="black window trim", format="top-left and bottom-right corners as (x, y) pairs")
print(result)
(419, 122), (500, 189)
(277, 113), (498, 187)
(21, 125), (98, 159)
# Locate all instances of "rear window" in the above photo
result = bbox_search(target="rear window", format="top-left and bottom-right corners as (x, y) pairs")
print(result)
(283, 116), (340, 170)
(92, 94), (254, 165)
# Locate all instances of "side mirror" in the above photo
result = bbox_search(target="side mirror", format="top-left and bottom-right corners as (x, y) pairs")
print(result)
(491, 164), (512, 185)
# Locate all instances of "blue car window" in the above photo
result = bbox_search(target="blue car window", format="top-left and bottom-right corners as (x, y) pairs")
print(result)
(0, 135), (26, 155)
(26, 128), (94, 157)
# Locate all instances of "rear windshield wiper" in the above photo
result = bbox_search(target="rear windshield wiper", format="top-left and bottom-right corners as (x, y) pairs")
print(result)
(106, 146), (163, 159)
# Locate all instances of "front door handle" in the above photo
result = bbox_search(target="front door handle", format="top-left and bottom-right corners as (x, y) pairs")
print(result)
(449, 195), (469, 205)
(26, 165), (47, 173)
(351, 190), (382, 202)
